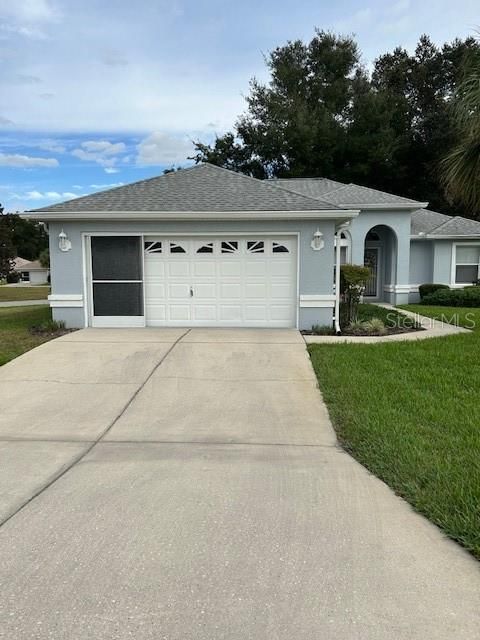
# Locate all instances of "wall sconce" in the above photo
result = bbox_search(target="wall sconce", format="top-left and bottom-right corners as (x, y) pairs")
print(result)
(311, 228), (324, 251)
(58, 229), (72, 252)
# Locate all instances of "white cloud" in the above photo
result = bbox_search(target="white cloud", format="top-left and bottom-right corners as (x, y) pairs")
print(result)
(0, 115), (14, 126)
(136, 131), (193, 166)
(0, 153), (58, 168)
(90, 182), (124, 189)
(11, 190), (79, 200)
(35, 140), (65, 153)
(0, 0), (59, 23)
(104, 167), (120, 174)
(72, 140), (126, 168)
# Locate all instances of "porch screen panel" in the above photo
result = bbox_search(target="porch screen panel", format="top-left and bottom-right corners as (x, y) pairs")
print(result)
(91, 236), (143, 316)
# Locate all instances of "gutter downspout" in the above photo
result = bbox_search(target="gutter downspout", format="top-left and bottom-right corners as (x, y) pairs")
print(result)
(334, 222), (350, 335)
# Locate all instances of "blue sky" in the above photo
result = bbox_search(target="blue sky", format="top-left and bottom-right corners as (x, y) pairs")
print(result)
(0, 0), (478, 212)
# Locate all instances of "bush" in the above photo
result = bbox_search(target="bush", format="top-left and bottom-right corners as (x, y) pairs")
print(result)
(340, 264), (371, 324)
(423, 287), (480, 307)
(310, 324), (335, 335)
(418, 283), (449, 300)
(347, 318), (387, 336)
(30, 319), (67, 335)
(6, 271), (20, 283)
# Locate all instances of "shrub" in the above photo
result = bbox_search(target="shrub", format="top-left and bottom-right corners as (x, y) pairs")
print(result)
(363, 318), (387, 335)
(6, 270), (20, 283)
(30, 319), (67, 335)
(418, 283), (449, 300)
(423, 287), (480, 307)
(310, 324), (335, 335)
(340, 264), (371, 325)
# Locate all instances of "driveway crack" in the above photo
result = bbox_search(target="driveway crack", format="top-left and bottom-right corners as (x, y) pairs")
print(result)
(0, 329), (191, 530)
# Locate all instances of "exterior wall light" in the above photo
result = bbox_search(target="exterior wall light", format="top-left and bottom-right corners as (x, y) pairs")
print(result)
(58, 229), (72, 252)
(311, 228), (324, 251)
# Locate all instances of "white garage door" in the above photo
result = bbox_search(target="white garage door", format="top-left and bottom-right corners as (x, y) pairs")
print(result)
(144, 236), (297, 327)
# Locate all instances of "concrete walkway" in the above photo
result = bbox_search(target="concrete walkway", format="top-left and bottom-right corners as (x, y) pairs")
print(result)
(0, 328), (478, 639)
(305, 305), (470, 343)
(0, 299), (49, 307)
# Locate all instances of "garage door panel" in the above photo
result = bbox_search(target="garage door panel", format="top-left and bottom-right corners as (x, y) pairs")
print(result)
(219, 262), (242, 277)
(245, 283), (267, 298)
(270, 305), (292, 321)
(169, 284), (190, 299)
(193, 305), (217, 321)
(168, 262), (190, 277)
(168, 305), (191, 321)
(145, 236), (297, 327)
(195, 283), (216, 299)
(220, 283), (242, 298)
(244, 306), (267, 321)
(193, 262), (216, 277)
(246, 261), (267, 276)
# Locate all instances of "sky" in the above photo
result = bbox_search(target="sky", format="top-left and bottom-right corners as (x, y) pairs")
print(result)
(0, 0), (478, 212)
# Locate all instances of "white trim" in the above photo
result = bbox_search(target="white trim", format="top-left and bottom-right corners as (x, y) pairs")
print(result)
(91, 316), (145, 328)
(335, 203), (428, 210)
(409, 285), (420, 293)
(451, 242), (480, 286)
(383, 284), (410, 293)
(23, 210), (359, 222)
(48, 293), (83, 308)
(299, 294), (336, 308)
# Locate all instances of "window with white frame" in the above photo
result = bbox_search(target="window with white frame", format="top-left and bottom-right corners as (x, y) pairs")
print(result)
(455, 245), (480, 284)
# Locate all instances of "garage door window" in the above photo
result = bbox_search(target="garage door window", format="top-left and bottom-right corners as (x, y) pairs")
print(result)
(273, 242), (289, 253)
(221, 241), (239, 254)
(91, 236), (143, 316)
(247, 241), (264, 253)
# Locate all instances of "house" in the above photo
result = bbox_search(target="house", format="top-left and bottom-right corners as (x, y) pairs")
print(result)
(23, 163), (480, 330)
(12, 257), (49, 285)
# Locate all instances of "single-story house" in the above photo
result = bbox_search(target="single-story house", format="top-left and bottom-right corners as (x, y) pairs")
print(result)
(12, 257), (49, 285)
(24, 163), (480, 330)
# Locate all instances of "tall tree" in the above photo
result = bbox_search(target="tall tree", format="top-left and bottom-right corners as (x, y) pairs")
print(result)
(0, 213), (48, 260)
(193, 31), (480, 217)
(0, 209), (15, 280)
(441, 51), (480, 213)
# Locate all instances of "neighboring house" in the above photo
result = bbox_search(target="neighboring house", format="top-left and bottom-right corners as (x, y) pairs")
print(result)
(12, 257), (49, 285)
(23, 163), (480, 329)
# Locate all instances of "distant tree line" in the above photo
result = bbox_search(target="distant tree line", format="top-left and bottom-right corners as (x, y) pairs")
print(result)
(0, 205), (49, 280)
(192, 31), (480, 217)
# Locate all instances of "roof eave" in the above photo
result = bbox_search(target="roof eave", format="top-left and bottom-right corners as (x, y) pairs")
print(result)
(22, 209), (360, 222)
(425, 234), (480, 240)
(337, 202), (428, 210)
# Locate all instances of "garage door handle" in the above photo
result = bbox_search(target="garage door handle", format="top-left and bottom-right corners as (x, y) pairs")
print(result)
(190, 287), (194, 297)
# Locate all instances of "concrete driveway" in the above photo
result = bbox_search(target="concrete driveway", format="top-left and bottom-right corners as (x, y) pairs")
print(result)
(0, 328), (478, 639)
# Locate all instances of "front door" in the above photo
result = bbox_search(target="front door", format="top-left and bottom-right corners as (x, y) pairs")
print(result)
(364, 247), (380, 298)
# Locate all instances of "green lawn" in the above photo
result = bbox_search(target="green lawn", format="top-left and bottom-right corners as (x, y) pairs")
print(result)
(309, 304), (480, 558)
(0, 286), (50, 302)
(0, 306), (53, 366)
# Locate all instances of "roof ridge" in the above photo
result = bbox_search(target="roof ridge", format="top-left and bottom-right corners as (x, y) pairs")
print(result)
(428, 215), (461, 233)
(266, 179), (341, 209)
(203, 164), (340, 209)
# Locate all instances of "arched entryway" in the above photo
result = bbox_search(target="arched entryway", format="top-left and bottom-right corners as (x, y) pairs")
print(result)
(363, 225), (398, 301)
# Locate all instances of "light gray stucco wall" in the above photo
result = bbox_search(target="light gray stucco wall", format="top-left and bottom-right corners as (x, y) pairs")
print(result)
(433, 240), (453, 285)
(409, 240), (434, 302)
(48, 219), (337, 329)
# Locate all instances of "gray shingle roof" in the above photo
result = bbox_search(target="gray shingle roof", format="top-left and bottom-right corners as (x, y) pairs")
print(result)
(411, 208), (480, 237)
(411, 209), (452, 235)
(274, 177), (424, 207)
(275, 178), (345, 198)
(428, 215), (480, 237)
(30, 163), (338, 213)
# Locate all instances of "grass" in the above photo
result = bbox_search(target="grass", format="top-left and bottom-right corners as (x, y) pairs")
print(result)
(308, 303), (480, 558)
(0, 286), (50, 302)
(398, 304), (480, 330)
(0, 306), (53, 366)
